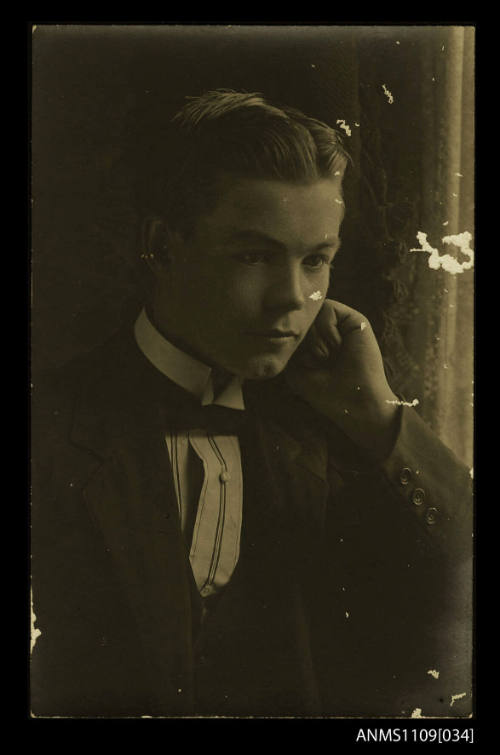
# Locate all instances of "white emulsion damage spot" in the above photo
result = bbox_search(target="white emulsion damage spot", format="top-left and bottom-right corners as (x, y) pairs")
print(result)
(427, 669), (440, 679)
(382, 84), (394, 103)
(410, 231), (474, 275)
(336, 119), (352, 137)
(309, 290), (323, 301)
(450, 692), (467, 707)
(386, 398), (419, 407)
(31, 588), (41, 654)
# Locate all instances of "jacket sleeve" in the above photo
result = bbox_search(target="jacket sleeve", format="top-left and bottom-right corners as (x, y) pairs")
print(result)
(317, 406), (473, 717)
(377, 406), (473, 562)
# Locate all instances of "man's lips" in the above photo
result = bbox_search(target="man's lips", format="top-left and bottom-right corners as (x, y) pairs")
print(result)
(246, 329), (300, 338)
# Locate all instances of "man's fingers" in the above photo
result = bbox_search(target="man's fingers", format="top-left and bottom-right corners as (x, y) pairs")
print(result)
(295, 299), (372, 372)
(293, 324), (330, 368)
(307, 322), (334, 359)
(318, 299), (371, 340)
(290, 319), (336, 370)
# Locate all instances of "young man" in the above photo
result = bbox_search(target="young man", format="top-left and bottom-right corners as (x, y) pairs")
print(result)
(31, 90), (472, 718)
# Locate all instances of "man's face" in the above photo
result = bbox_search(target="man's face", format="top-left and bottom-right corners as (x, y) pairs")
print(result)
(153, 176), (344, 380)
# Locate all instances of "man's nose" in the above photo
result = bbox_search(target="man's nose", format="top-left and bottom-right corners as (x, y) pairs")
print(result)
(265, 264), (306, 311)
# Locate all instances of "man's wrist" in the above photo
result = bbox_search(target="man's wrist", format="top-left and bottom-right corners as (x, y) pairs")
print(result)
(324, 397), (402, 463)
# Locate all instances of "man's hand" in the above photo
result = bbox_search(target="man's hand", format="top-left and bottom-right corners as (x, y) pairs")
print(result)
(285, 299), (401, 461)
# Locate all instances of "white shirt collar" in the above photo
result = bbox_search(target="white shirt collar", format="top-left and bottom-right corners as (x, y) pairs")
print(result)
(134, 308), (245, 410)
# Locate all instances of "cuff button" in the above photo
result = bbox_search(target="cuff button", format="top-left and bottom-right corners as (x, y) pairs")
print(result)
(425, 507), (438, 525)
(411, 487), (426, 506)
(399, 467), (412, 485)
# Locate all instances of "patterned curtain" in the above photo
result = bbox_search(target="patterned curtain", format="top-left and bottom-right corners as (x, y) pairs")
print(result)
(336, 27), (474, 467)
(409, 27), (474, 468)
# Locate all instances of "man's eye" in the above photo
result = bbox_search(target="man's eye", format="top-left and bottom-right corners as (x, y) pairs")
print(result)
(303, 255), (332, 270)
(234, 252), (269, 265)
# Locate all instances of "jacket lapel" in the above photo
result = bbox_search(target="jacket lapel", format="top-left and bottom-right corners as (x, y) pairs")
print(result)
(68, 335), (202, 707)
(248, 415), (330, 552)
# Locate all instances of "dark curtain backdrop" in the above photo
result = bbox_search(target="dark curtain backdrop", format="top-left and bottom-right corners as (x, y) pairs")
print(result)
(32, 25), (474, 465)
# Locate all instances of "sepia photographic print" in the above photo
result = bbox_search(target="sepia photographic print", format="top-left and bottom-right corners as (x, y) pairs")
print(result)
(30, 24), (474, 720)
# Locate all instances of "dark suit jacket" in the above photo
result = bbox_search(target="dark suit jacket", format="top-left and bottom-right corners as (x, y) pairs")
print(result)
(31, 327), (473, 718)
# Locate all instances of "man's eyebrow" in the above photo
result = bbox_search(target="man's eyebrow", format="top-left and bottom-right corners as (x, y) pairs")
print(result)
(220, 229), (340, 252)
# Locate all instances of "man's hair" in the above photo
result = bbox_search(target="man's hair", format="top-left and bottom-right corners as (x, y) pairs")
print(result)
(133, 89), (350, 237)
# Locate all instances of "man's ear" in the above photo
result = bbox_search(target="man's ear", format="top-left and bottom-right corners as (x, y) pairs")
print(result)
(140, 216), (177, 273)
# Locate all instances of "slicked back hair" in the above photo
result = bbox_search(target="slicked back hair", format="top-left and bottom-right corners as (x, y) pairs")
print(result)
(134, 89), (351, 237)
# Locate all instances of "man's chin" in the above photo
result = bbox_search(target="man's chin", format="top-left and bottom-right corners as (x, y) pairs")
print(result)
(237, 356), (290, 381)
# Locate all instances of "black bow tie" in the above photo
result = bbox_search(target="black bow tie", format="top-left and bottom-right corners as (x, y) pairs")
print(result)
(166, 402), (248, 435)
